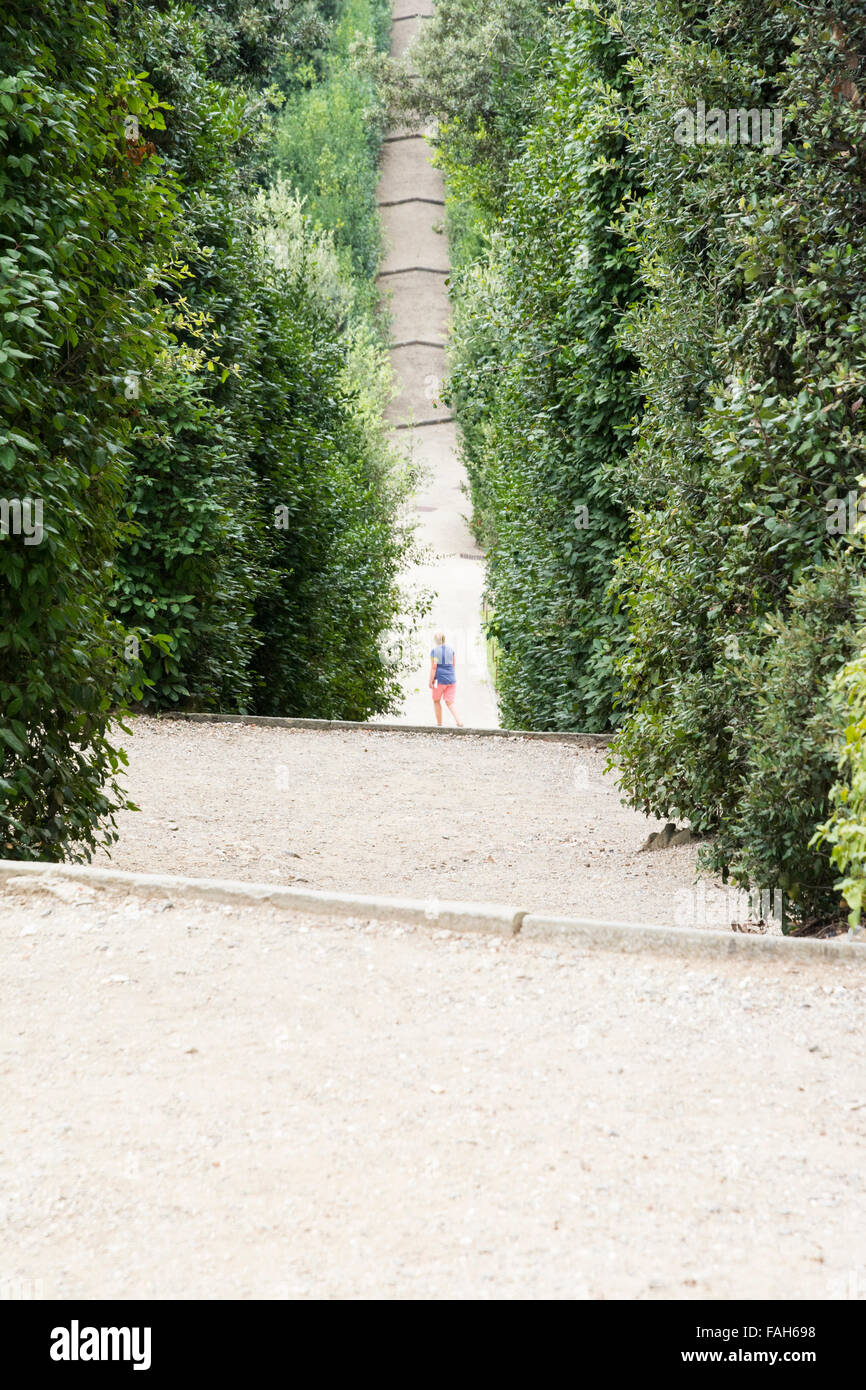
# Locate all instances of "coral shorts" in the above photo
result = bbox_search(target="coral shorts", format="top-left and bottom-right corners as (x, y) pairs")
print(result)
(432, 681), (457, 704)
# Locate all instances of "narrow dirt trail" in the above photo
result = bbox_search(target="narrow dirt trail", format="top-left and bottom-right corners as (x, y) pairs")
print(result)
(379, 2), (498, 727)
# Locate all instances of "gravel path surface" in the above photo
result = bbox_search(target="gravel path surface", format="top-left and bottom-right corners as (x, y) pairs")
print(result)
(2, 876), (864, 1300)
(8, 0), (853, 1307)
(379, 2), (499, 727)
(98, 718), (718, 927)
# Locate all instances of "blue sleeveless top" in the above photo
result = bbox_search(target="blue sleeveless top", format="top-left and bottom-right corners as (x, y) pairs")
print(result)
(431, 644), (456, 685)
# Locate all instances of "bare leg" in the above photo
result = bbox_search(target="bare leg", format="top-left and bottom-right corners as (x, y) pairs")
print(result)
(447, 696), (463, 728)
(433, 697), (443, 726)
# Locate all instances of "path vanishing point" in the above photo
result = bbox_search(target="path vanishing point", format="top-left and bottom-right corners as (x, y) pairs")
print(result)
(378, 1), (499, 728)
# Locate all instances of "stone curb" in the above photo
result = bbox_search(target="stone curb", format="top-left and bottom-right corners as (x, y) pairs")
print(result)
(0, 862), (524, 936)
(0, 861), (862, 964)
(520, 914), (862, 962)
(155, 712), (611, 747)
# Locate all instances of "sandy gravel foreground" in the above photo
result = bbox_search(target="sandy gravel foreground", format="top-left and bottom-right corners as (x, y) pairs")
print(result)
(1, 877), (864, 1300)
(97, 717), (720, 927)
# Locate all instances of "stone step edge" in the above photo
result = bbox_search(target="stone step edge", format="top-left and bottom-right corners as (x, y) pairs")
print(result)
(0, 862), (862, 964)
(155, 712), (611, 745)
(0, 862), (522, 936)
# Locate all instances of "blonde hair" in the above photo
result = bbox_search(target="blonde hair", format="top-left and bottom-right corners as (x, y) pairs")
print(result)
(434, 631), (446, 644)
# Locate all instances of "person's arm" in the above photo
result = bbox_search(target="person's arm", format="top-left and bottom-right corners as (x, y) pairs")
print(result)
(429, 657), (437, 688)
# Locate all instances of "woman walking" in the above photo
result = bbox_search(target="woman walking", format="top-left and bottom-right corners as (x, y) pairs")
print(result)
(429, 631), (463, 727)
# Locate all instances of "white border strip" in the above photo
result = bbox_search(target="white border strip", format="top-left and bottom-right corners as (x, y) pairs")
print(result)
(156, 712), (610, 747)
(0, 862), (524, 936)
(520, 913), (861, 962)
(0, 862), (862, 963)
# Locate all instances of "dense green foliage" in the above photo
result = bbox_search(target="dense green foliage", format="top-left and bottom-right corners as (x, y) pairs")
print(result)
(817, 575), (866, 926)
(439, 5), (638, 730)
(614, 0), (866, 918)
(273, 0), (391, 285)
(110, 0), (411, 721)
(0, 1), (176, 858)
(411, 0), (558, 249)
(2, 0), (412, 859)
(417, 0), (866, 923)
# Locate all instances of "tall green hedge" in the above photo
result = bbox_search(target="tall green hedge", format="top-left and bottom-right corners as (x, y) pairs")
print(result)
(614, 0), (866, 916)
(2, 0), (415, 859)
(273, 0), (392, 286)
(418, 0), (866, 923)
(109, 0), (413, 721)
(444, 4), (638, 730)
(817, 570), (866, 927)
(0, 1), (176, 859)
(410, 0), (557, 235)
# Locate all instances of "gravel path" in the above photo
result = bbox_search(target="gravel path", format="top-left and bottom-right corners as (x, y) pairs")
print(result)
(8, 0), (854, 1306)
(379, 1), (499, 727)
(2, 876), (864, 1300)
(98, 717), (718, 927)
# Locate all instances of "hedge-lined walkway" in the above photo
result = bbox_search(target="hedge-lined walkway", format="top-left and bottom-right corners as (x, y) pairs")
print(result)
(378, 0), (499, 727)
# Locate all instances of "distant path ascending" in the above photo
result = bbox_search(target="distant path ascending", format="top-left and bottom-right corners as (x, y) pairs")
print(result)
(377, 2), (499, 727)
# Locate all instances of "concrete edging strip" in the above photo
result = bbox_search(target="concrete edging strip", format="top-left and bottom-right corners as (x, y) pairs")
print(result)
(0, 861), (862, 963)
(156, 712), (611, 746)
(520, 913), (863, 963)
(394, 416), (455, 428)
(0, 861), (525, 936)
